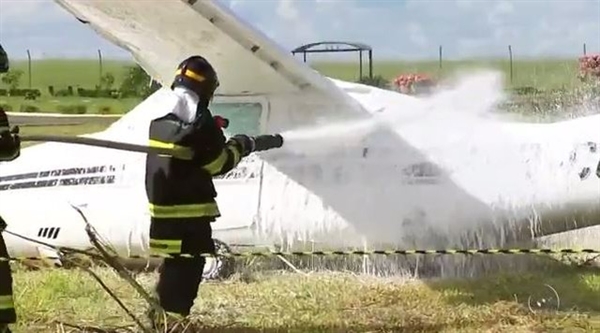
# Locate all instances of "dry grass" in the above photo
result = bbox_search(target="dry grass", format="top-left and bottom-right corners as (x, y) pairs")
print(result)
(7, 257), (600, 333)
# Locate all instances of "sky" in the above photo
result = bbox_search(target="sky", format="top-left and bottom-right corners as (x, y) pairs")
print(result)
(0, 0), (599, 61)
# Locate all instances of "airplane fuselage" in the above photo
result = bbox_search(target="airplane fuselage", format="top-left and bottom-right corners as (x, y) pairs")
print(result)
(1, 81), (599, 267)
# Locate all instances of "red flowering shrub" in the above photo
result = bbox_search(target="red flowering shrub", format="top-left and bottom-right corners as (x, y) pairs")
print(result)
(578, 54), (600, 81)
(392, 73), (436, 95)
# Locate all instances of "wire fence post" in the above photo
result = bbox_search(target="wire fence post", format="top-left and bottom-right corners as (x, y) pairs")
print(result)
(438, 45), (443, 71)
(98, 49), (103, 87)
(508, 45), (513, 85)
(26, 49), (32, 89)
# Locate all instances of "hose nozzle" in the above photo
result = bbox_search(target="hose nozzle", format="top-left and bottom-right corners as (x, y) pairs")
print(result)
(252, 133), (284, 152)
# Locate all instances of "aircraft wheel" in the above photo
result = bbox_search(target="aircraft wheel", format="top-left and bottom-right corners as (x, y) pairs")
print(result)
(202, 239), (236, 281)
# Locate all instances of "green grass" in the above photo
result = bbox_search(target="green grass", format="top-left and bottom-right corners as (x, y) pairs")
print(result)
(17, 120), (117, 148)
(19, 123), (112, 136)
(314, 58), (584, 90)
(1, 57), (591, 115)
(0, 96), (140, 114)
(8, 262), (600, 333)
(5, 58), (585, 91)
(6, 59), (132, 89)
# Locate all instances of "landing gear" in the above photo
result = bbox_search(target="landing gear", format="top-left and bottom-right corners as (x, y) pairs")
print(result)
(202, 239), (236, 281)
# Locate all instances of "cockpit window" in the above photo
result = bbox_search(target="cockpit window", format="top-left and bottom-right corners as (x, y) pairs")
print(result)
(210, 102), (262, 137)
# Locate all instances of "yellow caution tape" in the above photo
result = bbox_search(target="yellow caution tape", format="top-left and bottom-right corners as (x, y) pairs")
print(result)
(1, 248), (599, 263)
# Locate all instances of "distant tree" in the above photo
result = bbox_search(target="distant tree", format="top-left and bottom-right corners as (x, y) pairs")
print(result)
(1, 69), (24, 90)
(119, 64), (159, 98)
(357, 75), (389, 89)
(100, 72), (115, 90)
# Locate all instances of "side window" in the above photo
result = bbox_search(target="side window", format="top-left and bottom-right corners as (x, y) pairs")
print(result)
(210, 102), (263, 137)
(209, 102), (264, 180)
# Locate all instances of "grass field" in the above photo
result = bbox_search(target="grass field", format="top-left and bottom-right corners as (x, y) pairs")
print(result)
(1, 96), (141, 115)
(313, 58), (584, 90)
(6, 59), (132, 88)
(17, 121), (116, 148)
(4, 58), (584, 90)
(9, 255), (600, 333)
(0, 57), (593, 115)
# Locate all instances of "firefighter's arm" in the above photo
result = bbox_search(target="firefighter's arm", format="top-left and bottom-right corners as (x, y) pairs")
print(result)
(0, 107), (20, 162)
(201, 133), (284, 176)
(200, 135), (248, 177)
(188, 115), (250, 177)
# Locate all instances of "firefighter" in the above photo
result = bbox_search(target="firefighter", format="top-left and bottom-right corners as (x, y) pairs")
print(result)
(145, 55), (282, 328)
(0, 107), (20, 333)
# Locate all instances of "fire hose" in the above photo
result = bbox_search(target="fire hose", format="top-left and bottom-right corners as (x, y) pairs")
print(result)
(18, 133), (284, 158)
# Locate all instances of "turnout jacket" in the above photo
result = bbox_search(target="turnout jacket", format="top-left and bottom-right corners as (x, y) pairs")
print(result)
(145, 88), (245, 254)
(0, 228), (15, 324)
(0, 108), (17, 325)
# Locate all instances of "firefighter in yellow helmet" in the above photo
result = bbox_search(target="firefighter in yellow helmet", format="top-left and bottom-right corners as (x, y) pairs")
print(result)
(145, 55), (282, 328)
(0, 107), (20, 333)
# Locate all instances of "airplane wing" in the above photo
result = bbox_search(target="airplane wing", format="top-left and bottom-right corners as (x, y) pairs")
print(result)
(53, 0), (369, 123)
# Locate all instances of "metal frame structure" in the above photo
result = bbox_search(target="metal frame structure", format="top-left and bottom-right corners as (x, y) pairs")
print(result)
(291, 41), (373, 79)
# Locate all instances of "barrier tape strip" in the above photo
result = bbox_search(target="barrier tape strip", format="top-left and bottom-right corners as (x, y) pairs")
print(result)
(2, 248), (599, 263)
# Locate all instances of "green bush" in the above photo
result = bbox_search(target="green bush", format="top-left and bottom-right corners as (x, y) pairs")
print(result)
(54, 88), (72, 97)
(356, 75), (389, 89)
(120, 64), (159, 99)
(75, 86), (121, 99)
(0, 103), (13, 111)
(20, 104), (40, 113)
(97, 105), (113, 114)
(100, 72), (115, 90)
(77, 87), (97, 98)
(1, 69), (23, 90)
(8, 89), (26, 97)
(511, 86), (542, 95)
(56, 104), (87, 114)
(24, 89), (41, 100)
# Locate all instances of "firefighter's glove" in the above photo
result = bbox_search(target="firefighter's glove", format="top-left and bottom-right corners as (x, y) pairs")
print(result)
(231, 134), (256, 157)
(0, 108), (20, 162)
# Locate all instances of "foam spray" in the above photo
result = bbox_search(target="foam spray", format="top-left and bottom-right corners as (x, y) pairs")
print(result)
(279, 70), (507, 156)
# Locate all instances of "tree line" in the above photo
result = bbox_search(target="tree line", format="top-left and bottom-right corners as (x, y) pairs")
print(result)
(0, 64), (159, 100)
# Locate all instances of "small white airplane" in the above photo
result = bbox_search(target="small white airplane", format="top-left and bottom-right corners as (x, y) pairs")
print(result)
(0, 0), (599, 279)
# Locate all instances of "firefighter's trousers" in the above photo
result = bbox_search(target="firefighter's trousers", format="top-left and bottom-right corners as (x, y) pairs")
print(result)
(153, 219), (215, 317)
(0, 231), (16, 325)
